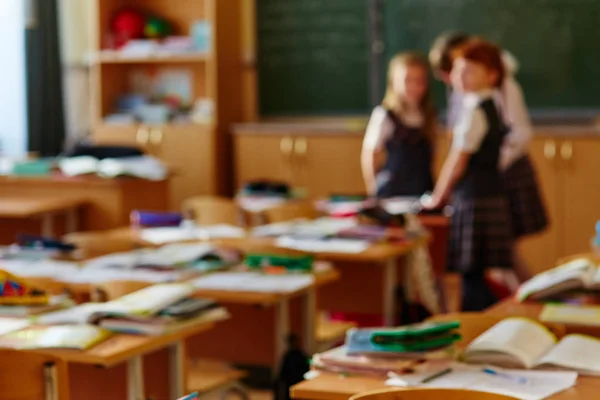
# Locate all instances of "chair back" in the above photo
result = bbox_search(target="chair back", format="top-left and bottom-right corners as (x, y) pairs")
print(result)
(181, 196), (242, 226)
(350, 388), (518, 400)
(0, 349), (69, 400)
(262, 201), (317, 223)
(63, 228), (136, 259)
(92, 280), (152, 302)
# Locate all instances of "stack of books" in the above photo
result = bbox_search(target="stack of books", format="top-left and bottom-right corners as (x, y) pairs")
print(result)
(38, 283), (228, 336)
(311, 321), (461, 377)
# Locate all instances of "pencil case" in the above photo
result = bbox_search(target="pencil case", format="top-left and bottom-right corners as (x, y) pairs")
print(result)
(130, 210), (183, 227)
(245, 253), (314, 273)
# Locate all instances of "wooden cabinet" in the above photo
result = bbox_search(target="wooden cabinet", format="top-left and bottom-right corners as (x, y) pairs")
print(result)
(91, 0), (244, 201)
(518, 137), (600, 274)
(234, 133), (365, 198)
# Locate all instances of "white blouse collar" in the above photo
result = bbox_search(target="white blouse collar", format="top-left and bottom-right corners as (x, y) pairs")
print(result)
(463, 89), (496, 108)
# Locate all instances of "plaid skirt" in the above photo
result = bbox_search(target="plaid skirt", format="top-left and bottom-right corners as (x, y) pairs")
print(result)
(503, 155), (549, 238)
(448, 195), (514, 275)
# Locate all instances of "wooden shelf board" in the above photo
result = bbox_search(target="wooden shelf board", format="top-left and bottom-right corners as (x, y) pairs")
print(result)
(96, 52), (211, 64)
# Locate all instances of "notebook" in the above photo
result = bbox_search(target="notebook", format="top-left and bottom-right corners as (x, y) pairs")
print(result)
(99, 307), (229, 336)
(516, 258), (598, 301)
(0, 325), (111, 350)
(463, 317), (600, 375)
(540, 304), (600, 326)
(37, 283), (194, 325)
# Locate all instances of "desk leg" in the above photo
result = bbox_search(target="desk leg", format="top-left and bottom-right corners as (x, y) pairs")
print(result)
(66, 208), (79, 233)
(274, 299), (290, 372)
(169, 340), (186, 399)
(383, 257), (397, 327)
(302, 288), (316, 355)
(127, 356), (145, 400)
(41, 214), (54, 237)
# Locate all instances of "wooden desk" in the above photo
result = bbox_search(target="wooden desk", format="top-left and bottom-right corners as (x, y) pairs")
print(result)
(0, 195), (86, 237)
(189, 267), (340, 370)
(34, 320), (216, 400)
(291, 372), (598, 400)
(0, 174), (169, 243)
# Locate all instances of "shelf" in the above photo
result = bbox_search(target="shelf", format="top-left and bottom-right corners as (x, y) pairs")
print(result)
(96, 52), (211, 65)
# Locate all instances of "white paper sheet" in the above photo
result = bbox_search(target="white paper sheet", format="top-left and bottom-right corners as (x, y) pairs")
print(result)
(386, 363), (577, 400)
(276, 237), (369, 254)
(190, 272), (314, 293)
(141, 225), (244, 245)
(0, 318), (30, 336)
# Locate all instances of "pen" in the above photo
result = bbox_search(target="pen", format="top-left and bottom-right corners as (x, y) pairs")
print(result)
(482, 367), (528, 384)
(420, 367), (453, 384)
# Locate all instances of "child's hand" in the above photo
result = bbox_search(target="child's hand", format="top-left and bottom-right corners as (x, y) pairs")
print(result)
(421, 193), (444, 210)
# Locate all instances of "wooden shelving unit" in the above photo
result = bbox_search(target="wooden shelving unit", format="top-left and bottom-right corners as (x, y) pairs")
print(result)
(89, 0), (244, 206)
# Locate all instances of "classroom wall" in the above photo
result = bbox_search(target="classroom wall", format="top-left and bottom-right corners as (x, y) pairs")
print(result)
(0, 2), (27, 157)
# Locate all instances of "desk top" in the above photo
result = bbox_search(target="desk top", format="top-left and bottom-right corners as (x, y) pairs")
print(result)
(291, 372), (598, 400)
(32, 320), (215, 367)
(193, 266), (340, 306)
(0, 195), (88, 218)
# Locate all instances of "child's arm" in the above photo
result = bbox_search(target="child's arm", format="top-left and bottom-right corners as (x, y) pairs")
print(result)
(426, 149), (470, 208)
(362, 108), (391, 195)
(425, 101), (487, 208)
(498, 77), (533, 170)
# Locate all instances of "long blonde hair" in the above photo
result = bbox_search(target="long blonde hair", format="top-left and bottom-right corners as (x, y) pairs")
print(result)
(382, 52), (437, 144)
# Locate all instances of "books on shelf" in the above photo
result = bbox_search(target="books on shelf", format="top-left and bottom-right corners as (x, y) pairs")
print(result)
(463, 317), (600, 375)
(516, 258), (598, 301)
(0, 325), (111, 350)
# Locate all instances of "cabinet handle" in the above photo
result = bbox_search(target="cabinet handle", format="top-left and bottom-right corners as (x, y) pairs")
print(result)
(560, 141), (573, 161)
(543, 141), (556, 160)
(294, 137), (308, 156)
(136, 127), (150, 145)
(280, 137), (293, 156)
(149, 128), (163, 146)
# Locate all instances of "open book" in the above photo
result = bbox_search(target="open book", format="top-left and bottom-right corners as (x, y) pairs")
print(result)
(37, 283), (194, 325)
(0, 325), (111, 350)
(516, 258), (598, 301)
(463, 317), (600, 375)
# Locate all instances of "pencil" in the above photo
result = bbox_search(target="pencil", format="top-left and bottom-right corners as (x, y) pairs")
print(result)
(420, 367), (453, 384)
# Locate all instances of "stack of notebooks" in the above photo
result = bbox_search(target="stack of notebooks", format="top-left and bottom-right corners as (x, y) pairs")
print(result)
(36, 283), (228, 336)
(516, 258), (599, 301)
(312, 321), (461, 377)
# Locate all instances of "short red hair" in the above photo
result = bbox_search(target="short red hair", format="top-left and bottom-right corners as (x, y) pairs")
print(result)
(454, 39), (505, 87)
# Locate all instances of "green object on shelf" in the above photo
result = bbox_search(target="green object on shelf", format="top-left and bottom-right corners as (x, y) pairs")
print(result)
(145, 17), (171, 39)
(245, 253), (314, 272)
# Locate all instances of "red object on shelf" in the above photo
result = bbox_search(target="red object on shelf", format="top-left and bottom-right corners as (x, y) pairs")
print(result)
(112, 8), (146, 48)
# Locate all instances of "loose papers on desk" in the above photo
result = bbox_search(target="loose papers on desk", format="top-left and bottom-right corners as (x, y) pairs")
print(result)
(386, 362), (577, 400)
(275, 237), (369, 254)
(190, 272), (314, 293)
(252, 217), (358, 238)
(140, 224), (245, 245)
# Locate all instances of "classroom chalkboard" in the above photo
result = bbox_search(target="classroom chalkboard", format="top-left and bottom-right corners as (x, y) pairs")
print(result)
(382, 0), (600, 115)
(257, 0), (371, 116)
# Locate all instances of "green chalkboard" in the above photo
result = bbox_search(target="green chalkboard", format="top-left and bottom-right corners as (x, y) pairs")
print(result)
(382, 0), (600, 114)
(257, 0), (370, 116)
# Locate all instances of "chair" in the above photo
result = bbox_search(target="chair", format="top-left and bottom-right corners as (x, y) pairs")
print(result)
(0, 349), (69, 400)
(181, 196), (243, 226)
(63, 228), (137, 259)
(350, 388), (519, 400)
(262, 201), (317, 223)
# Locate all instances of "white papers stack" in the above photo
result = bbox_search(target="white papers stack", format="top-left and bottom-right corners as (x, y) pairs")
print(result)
(0, 260), (80, 278)
(0, 318), (30, 336)
(141, 225), (245, 245)
(252, 217), (358, 238)
(386, 363), (577, 400)
(59, 155), (168, 181)
(191, 272), (314, 293)
(276, 237), (369, 254)
(58, 268), (193, 284)
(237, 196), (287, 213)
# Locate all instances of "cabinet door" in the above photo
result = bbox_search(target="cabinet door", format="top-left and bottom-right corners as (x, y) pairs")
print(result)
(518, 138), (561, 274)
(153, 125), (217, 209)
(93, 125), (150, 151)
(295, 135), (365, 199)
(561, 138), (600, 257)
(234, 134), (293, 189)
